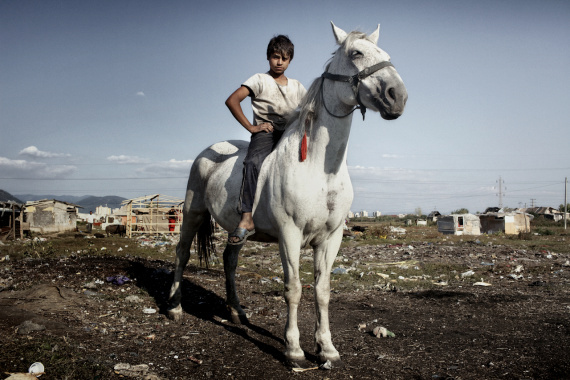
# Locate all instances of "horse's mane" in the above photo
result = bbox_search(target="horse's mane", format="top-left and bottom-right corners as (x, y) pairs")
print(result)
(287, 31), (370, 134)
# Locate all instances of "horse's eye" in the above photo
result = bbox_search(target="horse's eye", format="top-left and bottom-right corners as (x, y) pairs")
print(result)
(350, 50), (363, 59)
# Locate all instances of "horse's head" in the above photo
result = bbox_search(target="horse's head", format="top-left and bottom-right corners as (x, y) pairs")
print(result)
(324, 22), (407, 120)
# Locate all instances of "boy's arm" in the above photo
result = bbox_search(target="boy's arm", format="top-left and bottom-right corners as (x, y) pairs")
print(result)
(225, 86), (273, 134)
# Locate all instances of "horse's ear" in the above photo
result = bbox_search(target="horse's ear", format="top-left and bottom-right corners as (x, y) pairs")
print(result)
(331, 21), (347, 45)
(369, 24), (380, 45)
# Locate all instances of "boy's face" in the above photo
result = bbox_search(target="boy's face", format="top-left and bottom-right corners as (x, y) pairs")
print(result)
(268, 51), (290, 75)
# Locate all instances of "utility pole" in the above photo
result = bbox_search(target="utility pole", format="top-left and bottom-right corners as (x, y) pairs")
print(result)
(497, 176), (505, 208)
(564, 177), (568, 229)
(530, 198), (536, 208)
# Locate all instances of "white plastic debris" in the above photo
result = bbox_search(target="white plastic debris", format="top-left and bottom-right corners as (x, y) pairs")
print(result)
(29, 362), (44, 375)
(373, 326), (396, 338)
(461, 270), (475, 278)
(143, 308), (157, 314)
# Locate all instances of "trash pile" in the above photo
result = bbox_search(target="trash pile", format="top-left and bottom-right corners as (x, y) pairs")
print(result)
(135, 234), (180, 253)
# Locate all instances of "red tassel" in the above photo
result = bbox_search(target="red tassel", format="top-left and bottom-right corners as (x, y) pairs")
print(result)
(300, 131), (307, 162)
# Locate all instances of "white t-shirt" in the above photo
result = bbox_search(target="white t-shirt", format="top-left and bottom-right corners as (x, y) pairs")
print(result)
(242, 73), (306, 131)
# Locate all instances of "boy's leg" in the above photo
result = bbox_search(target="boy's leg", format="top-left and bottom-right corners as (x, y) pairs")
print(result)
(230, 130), (282, 243)
(240, 130), (281, 214)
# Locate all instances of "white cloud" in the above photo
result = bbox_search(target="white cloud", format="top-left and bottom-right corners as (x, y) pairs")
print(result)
(136, 91), (145, 97)
(0, 157), (76, 178)
(107, 155), (149, 164)
(18, 146), (71, 159)
(136, 159), (193, 176)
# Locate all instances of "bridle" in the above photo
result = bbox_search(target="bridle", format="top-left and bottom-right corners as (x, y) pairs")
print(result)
(320, 60), (394, 120)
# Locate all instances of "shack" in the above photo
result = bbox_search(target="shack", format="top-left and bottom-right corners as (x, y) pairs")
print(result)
(0, 201), (28, 240)
(427, 211), (442, 222)
(437, 214), (481, 235)
(24, 199), (81, 234)
(479, 212), (532, 235)
(121, 194), (184, 237)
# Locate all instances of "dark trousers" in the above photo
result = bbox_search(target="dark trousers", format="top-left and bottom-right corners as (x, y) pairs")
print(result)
(239, 130), (284, 213)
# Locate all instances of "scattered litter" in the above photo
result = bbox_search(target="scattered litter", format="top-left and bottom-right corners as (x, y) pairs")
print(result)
(113, 363), (150, 378)
(480, 262), (495, 266)
(17, 320), (45, 335)
(432, 280), (448, 286)
(28, 362), (44, 376)
(291, 365), (319, 372)
(461, 270), (475, 278)
(473, 282), (492, 286)
(507, 274), (523, 280)
(374, 282), (397, 291)
(332, 267), (347, 275)
(358, 323), (367, 331)
(4, 373), (43, 379)
(106, 275), (130, 285)
(83, 281), (98, 290)
(143, 308), (157, 314)
(514, 265), (524, 273)
(372, 326), (395, 338)
(320, 360), (333, 370)
(125, 295), (142, 303)
(272, 276), (283, 283)
(389, 226), (406, 234)
(188, 356), (203, 365)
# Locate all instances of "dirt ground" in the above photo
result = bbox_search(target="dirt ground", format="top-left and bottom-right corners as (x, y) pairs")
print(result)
(0, 231), (569, 379)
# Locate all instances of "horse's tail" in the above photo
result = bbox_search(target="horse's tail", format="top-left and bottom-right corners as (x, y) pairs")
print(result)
(196, 211), (216, 267)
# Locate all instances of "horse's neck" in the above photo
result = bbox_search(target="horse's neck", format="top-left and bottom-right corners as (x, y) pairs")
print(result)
(306, 112), (353, 175)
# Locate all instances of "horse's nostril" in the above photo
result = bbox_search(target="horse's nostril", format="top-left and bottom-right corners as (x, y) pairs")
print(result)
(388, 87), (395, 100)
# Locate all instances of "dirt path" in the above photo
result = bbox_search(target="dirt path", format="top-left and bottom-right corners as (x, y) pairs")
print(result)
(0, 241), (569, 379)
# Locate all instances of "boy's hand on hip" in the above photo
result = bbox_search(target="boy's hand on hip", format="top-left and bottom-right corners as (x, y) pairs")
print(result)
(251, 122), (273, 133)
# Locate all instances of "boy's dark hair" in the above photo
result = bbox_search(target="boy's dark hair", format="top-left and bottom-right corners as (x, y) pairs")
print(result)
(267, 35), (294, 61)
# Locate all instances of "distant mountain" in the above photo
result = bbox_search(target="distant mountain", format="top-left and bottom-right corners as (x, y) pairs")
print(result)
(16, 194), (88, 204)
(14, 194), (127, 212)
(0, 189), (23, 203)
(76, 196), (127, 212)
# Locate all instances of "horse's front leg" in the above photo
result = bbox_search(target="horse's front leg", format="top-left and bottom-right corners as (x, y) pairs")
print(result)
(278, 228), (305, 363)
(223, 243), (248, 324)
(313, 227), (343, 365)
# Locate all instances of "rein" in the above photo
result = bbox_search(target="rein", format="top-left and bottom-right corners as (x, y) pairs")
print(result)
(320, 60), (394, 120)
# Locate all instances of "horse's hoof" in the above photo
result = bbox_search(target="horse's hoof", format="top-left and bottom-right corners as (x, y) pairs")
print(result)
(230, 313), (249, 325)
(167, 308), (182, 322)
(318, 358), (344, 370)
(286, 358), (312, 370)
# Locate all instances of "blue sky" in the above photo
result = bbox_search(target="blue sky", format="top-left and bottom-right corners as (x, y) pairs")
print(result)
(1, 0), (569, 214)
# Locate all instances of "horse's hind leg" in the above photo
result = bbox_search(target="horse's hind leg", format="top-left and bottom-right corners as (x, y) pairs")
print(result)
(167, 207), (207, 321)
(223, 243), (248, 324)
(313, 228), (343, 365)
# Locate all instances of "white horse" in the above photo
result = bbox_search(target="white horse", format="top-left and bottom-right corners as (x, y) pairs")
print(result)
(168, 22), (407, 366)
